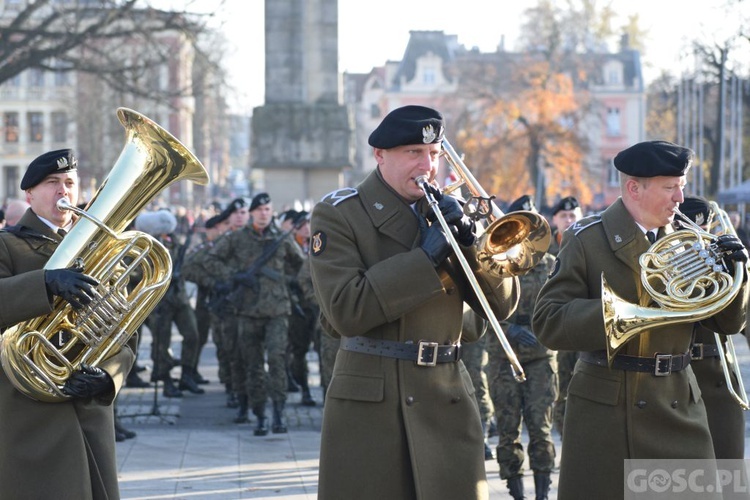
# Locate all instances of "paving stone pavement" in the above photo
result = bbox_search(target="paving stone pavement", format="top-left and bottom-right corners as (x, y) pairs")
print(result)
(115, 324), (750, 499)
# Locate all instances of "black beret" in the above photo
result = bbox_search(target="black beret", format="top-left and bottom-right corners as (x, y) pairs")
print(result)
(21, 148), (78, 190)
(279, 209), (299, 223)
(508, 194), (536, 213)
(368, 105), (445, 149)
(613, 141), (694, 178)
(679, 195), (711, 226)
(553, 196), (580, 215)
(204, 215), (221, 229)
(249, 192), (271, 211)
(293, 210), (310, 225)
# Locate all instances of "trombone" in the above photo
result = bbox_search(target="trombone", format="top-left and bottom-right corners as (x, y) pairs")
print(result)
(415, 139), (551, 382)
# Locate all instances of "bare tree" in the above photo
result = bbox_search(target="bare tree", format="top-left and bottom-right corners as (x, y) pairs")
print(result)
(0, 0), (225, 103)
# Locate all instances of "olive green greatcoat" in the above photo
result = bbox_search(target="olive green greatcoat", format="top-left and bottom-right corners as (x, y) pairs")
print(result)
(691, 325), (745, 459)
(0, 209), (135, 500)
(532, 198), (748, 500)
(310, 169), (520, 500)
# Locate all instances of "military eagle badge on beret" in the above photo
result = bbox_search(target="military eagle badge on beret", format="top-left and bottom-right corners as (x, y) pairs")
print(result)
(56, 155), (77, 170)
(422, 124), (442, 144)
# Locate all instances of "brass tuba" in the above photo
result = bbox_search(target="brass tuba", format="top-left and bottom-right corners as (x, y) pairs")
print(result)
(0, 107), (209, 402)
(603, 201), (745, 367)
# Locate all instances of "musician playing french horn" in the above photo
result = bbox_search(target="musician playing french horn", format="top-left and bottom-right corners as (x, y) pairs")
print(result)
(309, 105), (520, 500)
(532, 141), (749, 500)
(0, 149), (134, 500)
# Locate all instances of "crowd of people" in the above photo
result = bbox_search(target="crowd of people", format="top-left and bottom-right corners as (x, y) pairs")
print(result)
(2, 105), (750, 500)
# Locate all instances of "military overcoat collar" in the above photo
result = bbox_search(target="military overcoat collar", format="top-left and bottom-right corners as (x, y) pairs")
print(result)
(17, 208), (61, 241)
(600, 198), (674, 276)
(357, 169), (421, 250)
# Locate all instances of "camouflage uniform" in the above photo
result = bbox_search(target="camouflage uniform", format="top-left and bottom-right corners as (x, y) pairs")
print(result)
(487, 252), (557, 481)
(206, 222), (304, 423)
(183, 238), (229, 388)
(460, 309), (494, 458)
(548, 227), (577, 435)
(287, 238), (318, 405)
(147, 234), (202, 395)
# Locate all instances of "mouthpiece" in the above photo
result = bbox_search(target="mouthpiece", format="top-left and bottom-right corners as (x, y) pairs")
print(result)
(414, 176), (429, 187)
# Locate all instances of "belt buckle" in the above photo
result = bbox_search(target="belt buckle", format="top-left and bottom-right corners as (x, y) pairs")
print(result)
(691, 343), (704, 360)
(654, 353), (672, 376)
(417, 341), (439, 367)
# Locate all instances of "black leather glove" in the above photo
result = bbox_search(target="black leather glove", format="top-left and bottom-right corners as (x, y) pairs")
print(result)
(424, 184), (476, 247)
(506, 324), (538, 347)
(45, 266), (99, 310)
(420, 222), (452, 267)
(424, 184), (463, 224)
(62, 364), (114, 399)
(716, 234), (749, 271)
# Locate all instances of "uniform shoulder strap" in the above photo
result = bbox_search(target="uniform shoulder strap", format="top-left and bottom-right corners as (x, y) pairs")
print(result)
(571, 214), (602, 236)
(321, 187), (358, 206)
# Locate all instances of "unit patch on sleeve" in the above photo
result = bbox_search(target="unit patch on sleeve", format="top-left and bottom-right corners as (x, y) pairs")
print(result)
(311, 231), (327, 256)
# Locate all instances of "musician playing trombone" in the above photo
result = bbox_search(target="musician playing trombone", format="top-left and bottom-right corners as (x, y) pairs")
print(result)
(309, 105), (521, 500)
(532, 141), (750, 500)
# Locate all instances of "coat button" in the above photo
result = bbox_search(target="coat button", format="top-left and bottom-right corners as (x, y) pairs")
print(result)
(636, 400), (647, 409)
(451, 396), (461, 404)
(671, 400), (678, 409)
(405, 396), (414, 406)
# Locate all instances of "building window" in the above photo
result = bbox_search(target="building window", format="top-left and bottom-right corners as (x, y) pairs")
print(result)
(51, 112), (67, 142)
(607, 157), (619, 186)
(370, 104), (380, 119)
(28, 69), (44, 87)
(4, 166), (18, 200)
(423, 67), (436, 85)
(606, 107), (621, 136)
(4, 112), (18, 143)
(28, 112), (43, 142)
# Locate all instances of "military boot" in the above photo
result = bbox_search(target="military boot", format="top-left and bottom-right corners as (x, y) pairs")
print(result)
(534, 473), (551, 500)
(271, 400), (287, 434)
(507, 475), (525, 500)
(299, 379), (316, 407)
(253, 404), (268, 436)
(234, 394), (249, 423)
(161, 376), (183, 398)
(179, 367), (205, 394)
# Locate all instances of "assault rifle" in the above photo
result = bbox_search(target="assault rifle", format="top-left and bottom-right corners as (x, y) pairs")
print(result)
(209, 213), (309, 313)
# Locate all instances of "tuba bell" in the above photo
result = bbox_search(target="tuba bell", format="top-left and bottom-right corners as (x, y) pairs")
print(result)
(603, 201), (745, 367)
(0, 107), (209, 402)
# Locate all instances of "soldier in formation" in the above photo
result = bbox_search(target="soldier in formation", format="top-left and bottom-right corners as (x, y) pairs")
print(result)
(206, 193), (305, 435)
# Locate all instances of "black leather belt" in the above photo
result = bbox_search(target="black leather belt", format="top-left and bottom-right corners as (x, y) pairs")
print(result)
(580, 350), (691, 377)
(690, 343), (721, 360)
(339, 336), (462, 367)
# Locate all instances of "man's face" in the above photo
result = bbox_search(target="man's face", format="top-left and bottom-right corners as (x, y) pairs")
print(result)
(251, 203), (273, 229)
(295, 220), (310, 240)
(229, 206), (249, 229)
(634, 175), (686, 229)
(552, 209), (582, 232)
(375, 143), (442, 202)
(25, 172), (79, 227)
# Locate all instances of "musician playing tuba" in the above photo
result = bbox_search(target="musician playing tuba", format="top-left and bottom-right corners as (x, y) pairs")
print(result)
(0, 150), (128, 500)
(309, 105), (521, 500)
(532, 141), (749, 500)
